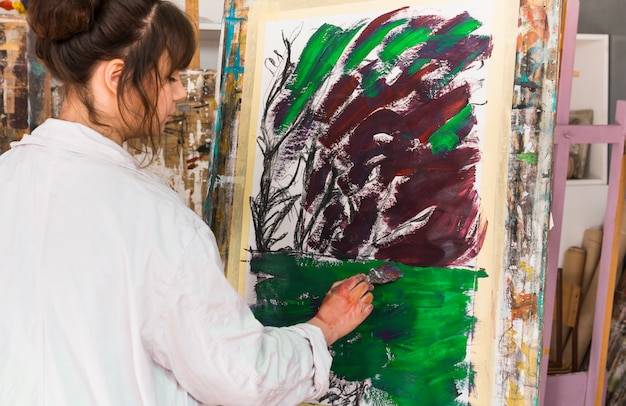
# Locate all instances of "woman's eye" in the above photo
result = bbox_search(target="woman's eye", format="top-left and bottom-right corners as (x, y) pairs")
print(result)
(169, 76), (178, 83)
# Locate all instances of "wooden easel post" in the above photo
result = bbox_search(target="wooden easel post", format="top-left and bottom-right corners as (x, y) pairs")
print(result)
(539, 0), (580, 401)
(186, 0), (200, 69)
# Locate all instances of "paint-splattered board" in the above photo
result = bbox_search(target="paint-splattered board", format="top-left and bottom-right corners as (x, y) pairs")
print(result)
(498, 1), (562, 404)
(0, 14), (215, 219)
(208, 0), (562, 404)
(0, 15), (50, 153)
(129, 69), (217, 217)
(204, 0), (248, 262)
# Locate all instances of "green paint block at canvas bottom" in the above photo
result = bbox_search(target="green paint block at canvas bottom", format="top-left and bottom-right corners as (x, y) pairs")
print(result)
(250, 253), (487, 406)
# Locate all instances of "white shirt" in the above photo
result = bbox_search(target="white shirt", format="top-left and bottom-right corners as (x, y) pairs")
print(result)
(0, 119), (332, 405)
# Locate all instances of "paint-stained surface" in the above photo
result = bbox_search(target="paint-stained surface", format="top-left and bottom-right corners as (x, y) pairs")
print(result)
(496, 0), (561, 404)
(205, 0), (248, 261)
(0, 15), (50, 153)
(130, 70), (217, 216)
(211, 0), (559, 404)
(0, 16), (215, 216)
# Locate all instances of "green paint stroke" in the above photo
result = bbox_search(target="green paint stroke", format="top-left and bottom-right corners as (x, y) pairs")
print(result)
(250, 253), (487, 405)
(351, 22), (431, 99)
(517, 152), (538, 165)
(446, 16), (482, 37)
(380, 26), (432, 64)
(429, 103), (474, 154)
(278, 24), (363, 135)
(430, 16), (482, 54)
(407, 58), (431, 76)
(344, 19), (407, 72)
(427, 17), (487, 94)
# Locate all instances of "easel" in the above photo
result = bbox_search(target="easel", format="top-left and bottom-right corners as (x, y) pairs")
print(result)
(186, 0), (201, 69)
(540, 0), (626, 404)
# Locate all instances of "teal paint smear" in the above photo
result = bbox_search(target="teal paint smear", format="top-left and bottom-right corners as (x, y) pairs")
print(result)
(429, 104), (474, 154)
(221, 2), (245, 79)
(29, 62), (47, 76)
(205, 0), (245, 223)
(250, 253), (486, 405)
(517, 152), (538, 165)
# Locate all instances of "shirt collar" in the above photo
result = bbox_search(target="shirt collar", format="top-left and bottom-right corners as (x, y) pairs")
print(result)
(11, 118), (141, 170)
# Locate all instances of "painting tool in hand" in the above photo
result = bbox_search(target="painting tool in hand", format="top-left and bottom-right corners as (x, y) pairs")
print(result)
(366, 263), (403, 285)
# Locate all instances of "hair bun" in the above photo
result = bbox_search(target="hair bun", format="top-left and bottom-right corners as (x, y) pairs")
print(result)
(28, 0), (102, 41)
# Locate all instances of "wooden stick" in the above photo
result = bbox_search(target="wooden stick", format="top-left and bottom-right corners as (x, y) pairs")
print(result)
(556, 268), (563, 367)
(595, 153), (626, 403)
(186, 0), (200, 69)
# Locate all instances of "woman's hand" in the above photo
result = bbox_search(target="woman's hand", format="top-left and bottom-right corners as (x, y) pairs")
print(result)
(307, 274), (374, 346)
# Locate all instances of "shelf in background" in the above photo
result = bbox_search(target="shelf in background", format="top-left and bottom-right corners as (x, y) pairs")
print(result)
(197, 1), (223, 69)
(200, 22), (222, 42)
(199, 0), (223, 38)
(571, 34), (609, 123)
(200, 22), (222, 32)
(557, 33), (609, 268)
(565, 142), (609, 186)
(170, 0), (223, 41)
(566, 33), (609, 187)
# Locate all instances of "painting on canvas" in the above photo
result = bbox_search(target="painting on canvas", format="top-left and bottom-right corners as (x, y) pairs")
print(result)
(228, 0), (519, 404)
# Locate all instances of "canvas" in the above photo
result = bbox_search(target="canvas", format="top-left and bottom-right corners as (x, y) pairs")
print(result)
(222, 0), (525, 404)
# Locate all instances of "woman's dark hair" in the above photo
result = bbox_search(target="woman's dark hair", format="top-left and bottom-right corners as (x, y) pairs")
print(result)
(28, 0), (197, 140)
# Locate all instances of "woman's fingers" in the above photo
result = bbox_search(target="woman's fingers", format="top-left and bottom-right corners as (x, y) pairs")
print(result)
(307, 274), (376, 346)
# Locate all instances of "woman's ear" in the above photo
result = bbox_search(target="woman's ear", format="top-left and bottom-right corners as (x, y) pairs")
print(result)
(102, 58), (125, 95)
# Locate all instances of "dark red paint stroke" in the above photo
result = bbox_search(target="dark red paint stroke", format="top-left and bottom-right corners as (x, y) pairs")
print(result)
(419, 35), (493, 77)
(313, 10), (490, 151)
(303, 161), (329, 209)
(325, 194), (380, 258)
(319, 75), (361, 122)
(320, 34), (490, 151)
(306, 95), (484, 265)
(325, 84), (472, 193)
(317, 62), (431, 149)
(325, 144), (485, 266)
(374, 146), (486, 266)
(352, 7), (409, 45)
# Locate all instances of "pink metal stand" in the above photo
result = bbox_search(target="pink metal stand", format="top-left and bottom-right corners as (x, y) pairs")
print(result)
(540, 1), (626, 404)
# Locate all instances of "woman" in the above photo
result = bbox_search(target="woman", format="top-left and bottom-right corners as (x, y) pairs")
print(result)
(0, 0), (374, 404)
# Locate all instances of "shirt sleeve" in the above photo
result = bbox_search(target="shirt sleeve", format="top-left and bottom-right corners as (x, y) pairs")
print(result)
(147, 225), (332, 406)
